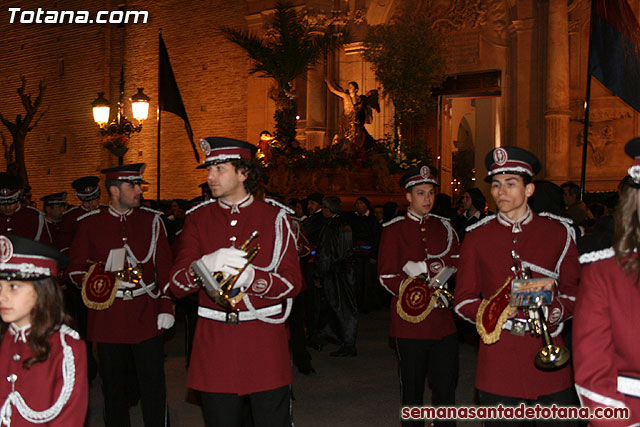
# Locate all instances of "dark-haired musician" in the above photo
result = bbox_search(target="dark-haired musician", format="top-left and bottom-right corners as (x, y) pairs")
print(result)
(454, 147), (580, 425)
(573, 137), (640, 425)
(378, 165), (460, 427)
(169, 137), (302, 427)
(68, 163), (173, 427)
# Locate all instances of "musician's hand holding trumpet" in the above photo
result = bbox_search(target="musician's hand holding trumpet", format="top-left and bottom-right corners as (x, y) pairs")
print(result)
(397, 260), (456, 322)
(191, 231), (261, 310)
(475, 250), (570, 369)
(199, 246), (255, 291)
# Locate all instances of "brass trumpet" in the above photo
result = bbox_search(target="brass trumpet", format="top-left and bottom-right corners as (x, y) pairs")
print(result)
(208, 231), (261, 310)
(115, 263), (144, 284)
(528, 298), (570, 370)
(432, 282), (454, 309)
(511, 251), (570, 371)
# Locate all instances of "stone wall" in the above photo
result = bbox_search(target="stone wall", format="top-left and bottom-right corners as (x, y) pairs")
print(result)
(0, 0), (249, 205)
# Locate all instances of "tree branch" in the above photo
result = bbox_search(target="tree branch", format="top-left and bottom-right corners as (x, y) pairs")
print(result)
(28, 107), (48, 132)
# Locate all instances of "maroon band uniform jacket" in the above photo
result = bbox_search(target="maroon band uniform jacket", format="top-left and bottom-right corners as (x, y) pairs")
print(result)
(0, 205), (51, 245)
(67, 205), (173, 344)
(56, 205), (105, 254)
(378, 210), (460, 340)
(454, 211), (580, 399)
(573, 249), (640, 426)
(0, 324), (88, 426)
(169, 196), (302, 395)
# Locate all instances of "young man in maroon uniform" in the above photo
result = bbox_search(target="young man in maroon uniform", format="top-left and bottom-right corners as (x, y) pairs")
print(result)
(0, 173), (51, 245)
(169, 137), (302, 426)
(57, 176), (103, 254)
(454, 147), (580, 425)
(40, 192), (67, 248)
(378, 165), (460, 427)
(57, 176), (104, 384)
(68, 163), (174, 427)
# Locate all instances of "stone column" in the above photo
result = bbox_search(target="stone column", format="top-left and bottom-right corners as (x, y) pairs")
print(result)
(440, 98), (453, 196)
(509, 16), (535, 152)
(544, 0), (571, 181)
(305, 62), (327, 150)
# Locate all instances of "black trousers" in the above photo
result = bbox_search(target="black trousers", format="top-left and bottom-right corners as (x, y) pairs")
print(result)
(289, 290), (312, 369)
(396, 334), (459, 427)
(354, 253), (379, 312)
(97, 334), (168, 427)
(478, 387), (580, 427)
(201, 385), (292, 427)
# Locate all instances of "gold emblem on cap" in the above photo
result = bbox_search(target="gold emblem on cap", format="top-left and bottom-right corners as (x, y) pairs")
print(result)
(0, 236), (13, 263)
(420, 166), (430, 179)
(493, 147), (508, 166)
(199, 139), (212, 156)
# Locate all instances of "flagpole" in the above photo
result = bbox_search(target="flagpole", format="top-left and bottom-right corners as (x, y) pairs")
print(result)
(580, 1), (596, 201)
(580, 76), (592, 201)
(157, 31), (162, 202)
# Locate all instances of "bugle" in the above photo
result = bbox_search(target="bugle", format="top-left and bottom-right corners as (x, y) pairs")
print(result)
(191, 231), (261, 310)
(512, 251), (570, 370)
(527, 298), (570, 370)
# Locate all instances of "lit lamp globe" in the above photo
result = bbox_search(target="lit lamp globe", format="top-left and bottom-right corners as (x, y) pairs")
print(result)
(91, 92), (110, 127)
(130, 88), (150, 122)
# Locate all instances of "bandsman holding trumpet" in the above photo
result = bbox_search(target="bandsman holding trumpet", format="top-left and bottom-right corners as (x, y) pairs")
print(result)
(169, 137), (302, 426)
(454, 147), (580, 424)
(377, 165), (460, 427)
(68, 163), (174, 427)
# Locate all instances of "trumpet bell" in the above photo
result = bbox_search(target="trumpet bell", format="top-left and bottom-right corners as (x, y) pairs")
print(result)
(433, 288), (454, 309)
(535, 345), (570, 371)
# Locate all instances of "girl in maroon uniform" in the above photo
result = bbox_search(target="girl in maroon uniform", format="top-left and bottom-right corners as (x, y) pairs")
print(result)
(573, 138), (640, 425)
(0, 234), (87, 426)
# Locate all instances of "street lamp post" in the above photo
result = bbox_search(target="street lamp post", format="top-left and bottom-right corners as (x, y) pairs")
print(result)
(92, 67), (150, 166)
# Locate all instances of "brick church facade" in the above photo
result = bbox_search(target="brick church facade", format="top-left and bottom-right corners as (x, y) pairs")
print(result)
(0, 0), (636, 204)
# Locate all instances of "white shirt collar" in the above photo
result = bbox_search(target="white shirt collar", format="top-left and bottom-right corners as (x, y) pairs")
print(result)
(497, 206), (533, 233)
(9, 323), (31, 343)
(465, 210), (481, 220)
(407, 208), (427, 223)
(108, 203), (133, 222)
(218, 194), (254, 214)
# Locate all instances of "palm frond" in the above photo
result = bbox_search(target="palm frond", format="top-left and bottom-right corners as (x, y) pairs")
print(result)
(219, 0), (344, 94)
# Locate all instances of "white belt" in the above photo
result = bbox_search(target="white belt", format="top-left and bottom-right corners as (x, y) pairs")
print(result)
(198, 305), (282, 324)
(618, 375), (640, 398)
(116, 282), (156, 299)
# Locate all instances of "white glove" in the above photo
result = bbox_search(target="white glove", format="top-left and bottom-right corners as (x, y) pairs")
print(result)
(201, 247), (248, 276)
(402, 260), (427, 277)
(157, 313), (175, 330)
(117, 281), (137, 289)
(233, 265), (255, 291)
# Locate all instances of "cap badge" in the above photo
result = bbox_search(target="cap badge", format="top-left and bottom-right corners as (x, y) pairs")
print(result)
(0, 236), (13, 263)
(493, 148), (508, 166)
(199, 139), (211, 156)
(0, 189), (11, 196)
(420, 166), (431, 179)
